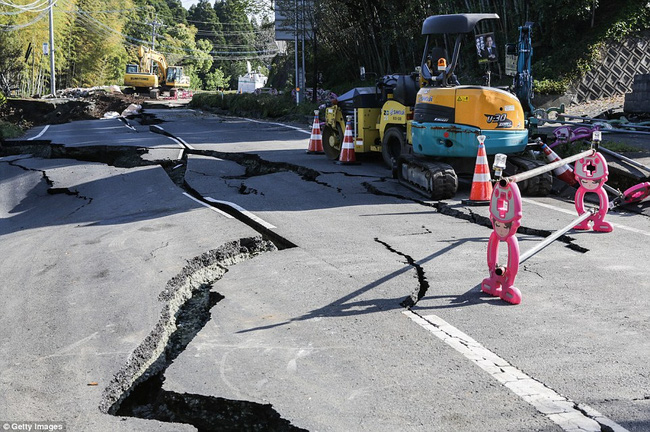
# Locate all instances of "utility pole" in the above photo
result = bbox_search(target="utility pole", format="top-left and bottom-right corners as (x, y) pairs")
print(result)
(146, 14), (163, 72)
(312, 11), (317, 103)
(300, 0), (305, 104)
(294, 0), (299, 105)
(148, 15), (163, 51)
(48, 0), (55, 96)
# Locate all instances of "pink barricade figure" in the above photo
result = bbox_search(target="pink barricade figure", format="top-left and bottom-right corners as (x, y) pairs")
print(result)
(481, 181), (523, 305)
(574, 152), (613, 232)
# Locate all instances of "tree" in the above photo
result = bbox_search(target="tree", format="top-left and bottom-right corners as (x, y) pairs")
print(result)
(0, 31), (23, 94)
(204, 68), (230, 90)
(158, 23), (215, 88)
(65, 0), (132, 86)
(213, 0), (257, 88)
(188, 0), (225, 49)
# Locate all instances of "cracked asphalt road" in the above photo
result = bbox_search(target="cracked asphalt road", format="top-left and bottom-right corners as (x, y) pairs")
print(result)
(1, 105), (650, 431)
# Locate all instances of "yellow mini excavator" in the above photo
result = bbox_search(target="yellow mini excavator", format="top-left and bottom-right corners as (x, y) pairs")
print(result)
(322, 13), (552, 200)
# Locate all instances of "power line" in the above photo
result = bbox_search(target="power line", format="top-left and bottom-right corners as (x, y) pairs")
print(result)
(0, 0), (51, 12)
(5, 0), (279, 61)
(0, 8), (47, 30)
(0, 0), (55, 14)
(60, 6), (144, 14)
(186, 18), (263, 26)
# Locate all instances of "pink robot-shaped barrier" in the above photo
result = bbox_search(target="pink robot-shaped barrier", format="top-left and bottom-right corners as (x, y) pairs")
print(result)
(574, 152), (613, 232)
(480, 141), (616, 305)
(481, 181), (523, 305)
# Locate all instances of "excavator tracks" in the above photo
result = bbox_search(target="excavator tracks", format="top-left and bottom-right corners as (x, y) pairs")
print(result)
(396, 155), (458, 200)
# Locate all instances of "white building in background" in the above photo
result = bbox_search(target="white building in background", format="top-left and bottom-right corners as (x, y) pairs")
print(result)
(237, 62), (268, 93)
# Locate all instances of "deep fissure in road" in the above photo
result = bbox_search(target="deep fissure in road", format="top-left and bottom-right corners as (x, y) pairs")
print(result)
(1, 141), (301, 249)
(4, 121), (643, 430)
(100, 237), (306, 431)
(7, 157), (94, 208)
(374, 238), (430, 307)
(0, 140), (601, 254)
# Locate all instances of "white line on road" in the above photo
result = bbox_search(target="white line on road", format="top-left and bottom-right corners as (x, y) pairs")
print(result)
(174, 135), (195, 150)
(27, 125), (50, 140)
(152, 124), (196, 150)
(404, 310), (628, 432)
(183, 193), (234, 218)
(205, 197), (276, 229)
(243, 117), (311, 134)
(522, 198), (650, 237)
(164, 136), (186, 159)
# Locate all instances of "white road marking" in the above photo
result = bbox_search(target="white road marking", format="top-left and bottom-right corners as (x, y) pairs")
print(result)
(174, 135), (195, 150)
(404, 310), (628, 432)
(205, 197), (276, 229)
(243, 117), (311, 134)
(522, 197), (650, 237)
(28, 125), (50, 140)
(163, 136), (186, 159)
(182, 193), (233, 218)
(152, 124), (196, 151)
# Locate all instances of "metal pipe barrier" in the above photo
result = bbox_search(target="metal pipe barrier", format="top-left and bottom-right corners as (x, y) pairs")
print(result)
(500, 148), (595, 185)
(481, 138), (611, 305)
(518, 209), (596, 264)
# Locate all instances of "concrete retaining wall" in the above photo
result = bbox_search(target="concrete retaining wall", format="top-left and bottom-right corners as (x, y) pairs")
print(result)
(571, 33), (650, 103)
(624, 73), (650, 113)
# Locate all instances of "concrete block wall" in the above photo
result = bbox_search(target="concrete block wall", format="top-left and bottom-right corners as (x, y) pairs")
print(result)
(571, 33), (650, 103)
(624, 73), (650, 113)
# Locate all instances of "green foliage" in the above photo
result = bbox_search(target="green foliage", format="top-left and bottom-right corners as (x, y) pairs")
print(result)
(528, 0), (650, 81)
(213, 0), (257, 89)
(190, 92), (318, 120)
(553, 139), (641, 157)
(600, 141), (643, 153)
(2, 0), (649, 100)
(0, 31), (24, 94)
(190, 74), (203, 89)
(0, 91), (6, 107)
(204, 69), (230, 91)
(605, 1), (650, 41)
(0, 120), (24, 140)
(534, 79), (569, 95)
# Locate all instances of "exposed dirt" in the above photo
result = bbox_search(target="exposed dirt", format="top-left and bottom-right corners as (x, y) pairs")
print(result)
(0, 90), (145, 129)
(563, 95), (626, 118)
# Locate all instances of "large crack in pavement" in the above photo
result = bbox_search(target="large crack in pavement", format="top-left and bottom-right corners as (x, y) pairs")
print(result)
(2, 138), (591, 256)
(6, 156), (94, 214)
(1, 123), (603, 430)
(1, 140), (153, 168)
(374, 238), (430, 308)
(99, 237), (306, 431)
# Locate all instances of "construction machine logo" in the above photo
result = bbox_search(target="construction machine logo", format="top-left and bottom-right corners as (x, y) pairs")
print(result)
(485, 113), (512, 128)
(383, 109), (405, 116)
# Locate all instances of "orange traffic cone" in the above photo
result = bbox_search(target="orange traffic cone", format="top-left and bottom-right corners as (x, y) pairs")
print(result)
(462, 135), (493, 205)
(306, 110), (324, 154)
(540, 142), (577, 185)
(335, 117), (360, 165)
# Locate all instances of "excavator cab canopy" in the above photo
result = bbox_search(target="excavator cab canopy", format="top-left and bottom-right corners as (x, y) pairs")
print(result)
(421, 13), (499, 35)
(420, 13), (499, 87)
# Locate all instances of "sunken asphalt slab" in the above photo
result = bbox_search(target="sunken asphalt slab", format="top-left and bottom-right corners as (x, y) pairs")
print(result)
(1, 106), (649, 431)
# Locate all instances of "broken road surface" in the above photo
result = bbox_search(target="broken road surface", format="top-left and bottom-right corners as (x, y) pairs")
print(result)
(1, 107), (649, 431)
